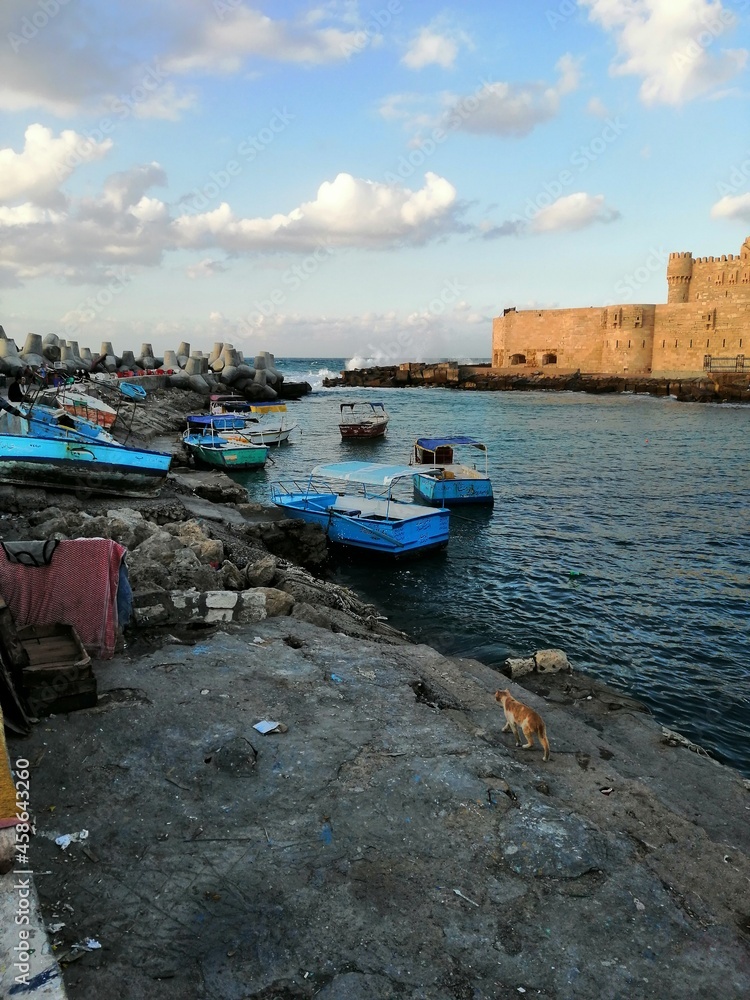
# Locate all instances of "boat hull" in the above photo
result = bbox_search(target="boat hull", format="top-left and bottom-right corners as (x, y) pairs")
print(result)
(0, 435), (170, 497)
(272, 491), (449, 556)
(413, 474), (494, 505)
(339, 423), (387, 439)
(185, 438), (268, 469)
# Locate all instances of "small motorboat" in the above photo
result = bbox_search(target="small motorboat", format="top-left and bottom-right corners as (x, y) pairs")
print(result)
(271, 461), (450, 557)
(183, 416), (269, 469)
(338, 401), (388, 440)
(0, 404), (171, 497)
(209, 398), (298, 445)
(410, 436), (494, 505)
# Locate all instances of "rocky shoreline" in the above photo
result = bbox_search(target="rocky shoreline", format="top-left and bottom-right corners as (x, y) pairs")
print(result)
(324, 362), (750, 404)
(0, 384), (749, 999)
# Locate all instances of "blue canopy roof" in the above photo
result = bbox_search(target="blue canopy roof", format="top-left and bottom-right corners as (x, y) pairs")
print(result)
(416, 436), (486, 450)
(186, 414), (246, 429)
(312, 461), (437, 486)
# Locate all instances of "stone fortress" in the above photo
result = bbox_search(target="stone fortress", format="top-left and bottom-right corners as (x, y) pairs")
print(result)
(492, 237), (750, 377)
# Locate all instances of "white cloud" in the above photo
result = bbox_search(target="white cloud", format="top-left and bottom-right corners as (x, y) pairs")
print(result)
(165, 4), (366, 74)
(580, 0), (747, 105)
(387, 54), (581, 139)
(0, 159), (465, 286)
(0, 124), (112, 206)
(710, 193), (750, 220)
(482, 192), (620, 239)
(586, 96), (610, 117)
(186, 259), (230, 279)
(172, 172), (463, 252)
(402, 29), (460, 70)
(530, 192), (621, 233)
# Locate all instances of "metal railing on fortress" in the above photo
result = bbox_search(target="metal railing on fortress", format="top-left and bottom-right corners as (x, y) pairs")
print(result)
(703, 355), (747, 373)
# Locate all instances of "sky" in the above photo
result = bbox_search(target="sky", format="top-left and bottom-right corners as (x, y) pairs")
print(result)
(0, 0), (749, 363)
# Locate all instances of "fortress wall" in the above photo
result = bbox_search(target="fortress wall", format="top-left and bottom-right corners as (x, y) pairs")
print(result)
(599, 305), (656, 373)
(492, 307), (604, 371)
(687, 256), (750, 304)
(651, 302), (750, 374)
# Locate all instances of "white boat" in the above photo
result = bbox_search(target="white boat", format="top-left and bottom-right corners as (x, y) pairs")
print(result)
(271, 461), (450, 557)
(209, 397), (298, 445)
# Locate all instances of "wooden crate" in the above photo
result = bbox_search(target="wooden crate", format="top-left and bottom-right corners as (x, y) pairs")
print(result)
(17, 624), (96, 716)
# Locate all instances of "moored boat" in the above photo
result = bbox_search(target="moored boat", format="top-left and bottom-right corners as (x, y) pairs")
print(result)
(183, 417), (269, 469)
(270, 461), (450, 557)
(55, 387), (118, 429)
(208, 398), (298, 445)
(338, 401), (388, 440)
(0, 405), (171, 497)
(410, 436), (494, 505)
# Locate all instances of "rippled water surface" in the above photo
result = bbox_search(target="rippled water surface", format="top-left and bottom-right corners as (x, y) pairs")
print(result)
(235, 361), (750, 775)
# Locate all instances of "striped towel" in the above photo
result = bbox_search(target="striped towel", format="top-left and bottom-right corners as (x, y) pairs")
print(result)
(0, 538), (126, 659)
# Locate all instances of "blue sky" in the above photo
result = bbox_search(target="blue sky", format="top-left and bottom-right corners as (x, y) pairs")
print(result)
(0, 0), (748, 362)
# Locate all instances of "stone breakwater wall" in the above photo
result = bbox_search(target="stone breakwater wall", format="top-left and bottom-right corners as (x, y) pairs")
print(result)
(323, 361), (750, 403)
(0, 325), (292, 400)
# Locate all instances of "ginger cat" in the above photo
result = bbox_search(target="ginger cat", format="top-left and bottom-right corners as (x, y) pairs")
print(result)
(495, 689), (550, 761)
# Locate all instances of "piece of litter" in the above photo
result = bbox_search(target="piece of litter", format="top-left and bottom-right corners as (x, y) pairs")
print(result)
(330, 673), (344, 683)
(253, 720), (282, 735)
(84, 938), (101, 950)
(517, 989), (527, 994)
(54, 830), (89, 850)
(253, 637), (264, 645)
(48, 923), (65, 934)
(600, 787), (613, 795)
(634, 899), (646, 912)
(453, 888), (479, 907)
(200, 689), (210, 696)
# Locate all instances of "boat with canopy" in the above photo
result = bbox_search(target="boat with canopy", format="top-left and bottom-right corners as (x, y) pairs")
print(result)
(410, 436), (494, 505)
(338, 401), (389, 440)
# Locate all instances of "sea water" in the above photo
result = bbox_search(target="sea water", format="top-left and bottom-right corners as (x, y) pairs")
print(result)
(236, 360), (750, 776)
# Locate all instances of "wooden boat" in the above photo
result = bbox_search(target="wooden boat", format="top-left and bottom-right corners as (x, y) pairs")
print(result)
(411, 436), (494, 505)
(55, 387), (117, 429)
(338, 401), (388, 440)
(271, 461), (450, 557)
(183, 418), (269, 469)
(0, 405), (171, 497)
(208, 398), (298, 445)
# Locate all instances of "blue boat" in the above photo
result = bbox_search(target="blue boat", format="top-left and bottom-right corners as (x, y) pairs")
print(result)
(411, 437), (494, 505)
(0, 405), (171, 497)
(271, 461), (451, 557)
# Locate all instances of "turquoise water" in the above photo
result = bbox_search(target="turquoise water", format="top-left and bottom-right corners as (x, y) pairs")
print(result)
(235, 360), (750, 775)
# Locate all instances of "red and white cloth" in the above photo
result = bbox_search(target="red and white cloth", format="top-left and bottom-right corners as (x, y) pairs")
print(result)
(0, 537), (126, 659)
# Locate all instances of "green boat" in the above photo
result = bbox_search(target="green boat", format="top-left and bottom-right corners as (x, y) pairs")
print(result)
(183, 428), (269, 469)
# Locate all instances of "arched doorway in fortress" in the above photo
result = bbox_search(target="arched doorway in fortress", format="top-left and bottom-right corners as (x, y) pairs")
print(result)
(509, 353), (526, 365)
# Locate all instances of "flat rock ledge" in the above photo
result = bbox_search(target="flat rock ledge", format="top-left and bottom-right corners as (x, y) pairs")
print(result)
(7, 620), (749, 1000)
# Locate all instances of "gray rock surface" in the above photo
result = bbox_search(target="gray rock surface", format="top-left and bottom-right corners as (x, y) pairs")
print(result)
(15, 621), (750, 1000)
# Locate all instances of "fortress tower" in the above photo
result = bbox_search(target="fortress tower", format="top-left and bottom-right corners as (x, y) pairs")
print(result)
(667, 251), (693, 304)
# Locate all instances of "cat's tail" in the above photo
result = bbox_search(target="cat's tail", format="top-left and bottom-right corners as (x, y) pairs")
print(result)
(539, 721), (550, 762)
